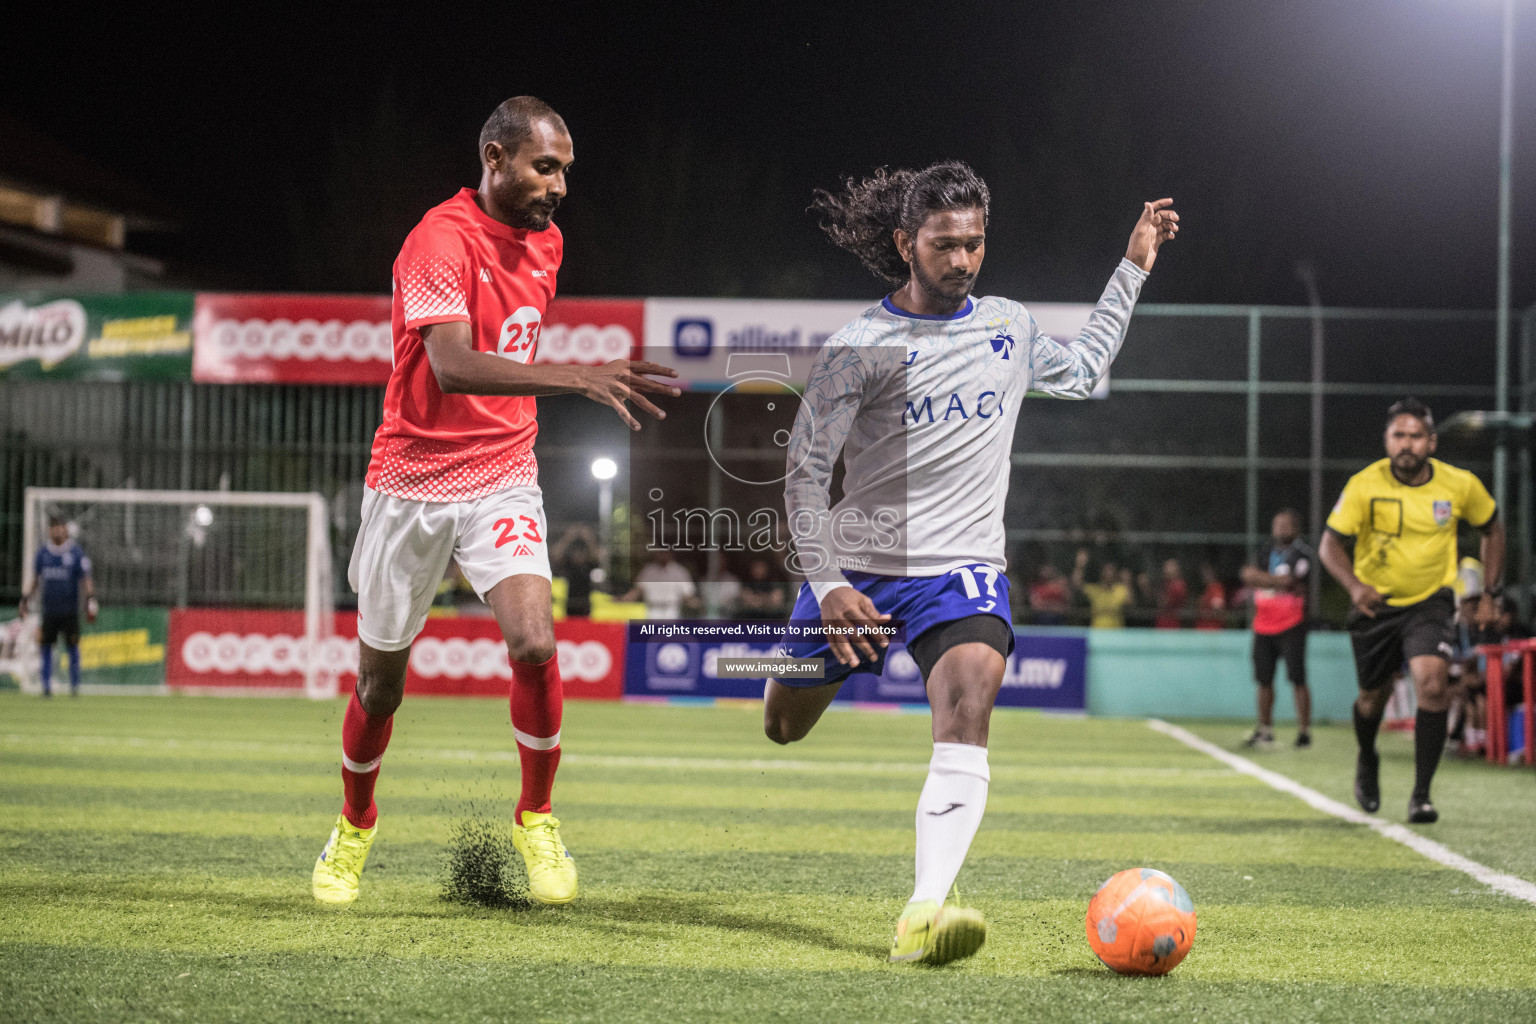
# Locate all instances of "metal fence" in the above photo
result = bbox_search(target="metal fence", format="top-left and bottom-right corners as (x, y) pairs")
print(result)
(4, 302), (1534, 623)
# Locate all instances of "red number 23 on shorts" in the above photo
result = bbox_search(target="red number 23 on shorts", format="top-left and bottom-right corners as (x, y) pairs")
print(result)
(493, 516), (543, 549)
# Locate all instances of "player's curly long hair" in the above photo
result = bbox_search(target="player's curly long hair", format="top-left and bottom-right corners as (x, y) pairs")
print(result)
(810, 161), (990, 286)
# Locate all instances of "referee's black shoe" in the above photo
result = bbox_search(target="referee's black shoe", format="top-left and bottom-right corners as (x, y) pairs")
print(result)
(1407, 796), (1439, 824)
(1353, 754), (1380, 814)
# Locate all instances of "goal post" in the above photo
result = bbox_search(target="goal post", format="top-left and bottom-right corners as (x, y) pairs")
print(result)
(20, 487), (338, 698)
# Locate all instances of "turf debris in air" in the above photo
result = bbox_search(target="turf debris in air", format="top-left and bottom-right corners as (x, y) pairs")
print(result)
(441, 813), (535, 910)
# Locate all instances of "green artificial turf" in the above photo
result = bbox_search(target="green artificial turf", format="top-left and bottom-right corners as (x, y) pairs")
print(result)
(2, 695), (1533, 1023)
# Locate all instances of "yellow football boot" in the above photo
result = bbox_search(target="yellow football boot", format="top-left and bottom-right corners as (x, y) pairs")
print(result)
(512, 811), (579, 905)
(312, 814), (377, 905)
(888, 899), (988, 964)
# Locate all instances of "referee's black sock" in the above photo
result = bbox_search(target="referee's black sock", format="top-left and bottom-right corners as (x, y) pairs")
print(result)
(1413, 709), (1449, 801)
(1352, 704), (1382, 764)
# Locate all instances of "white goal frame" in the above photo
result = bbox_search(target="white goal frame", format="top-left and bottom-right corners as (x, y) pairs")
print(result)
(21, 487), (335, 698)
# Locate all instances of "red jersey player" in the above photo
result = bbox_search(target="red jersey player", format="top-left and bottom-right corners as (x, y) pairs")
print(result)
(313, 96), (679, 907)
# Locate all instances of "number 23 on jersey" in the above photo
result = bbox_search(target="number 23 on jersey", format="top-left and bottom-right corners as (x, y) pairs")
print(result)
(497, 306), (542, 363)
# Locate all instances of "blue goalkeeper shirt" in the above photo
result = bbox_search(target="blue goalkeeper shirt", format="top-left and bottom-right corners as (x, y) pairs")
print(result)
(35, 542), (91, 617)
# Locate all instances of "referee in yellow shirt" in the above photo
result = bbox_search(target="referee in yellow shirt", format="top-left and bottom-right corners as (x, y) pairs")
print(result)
(1320, 398), (1503, 824)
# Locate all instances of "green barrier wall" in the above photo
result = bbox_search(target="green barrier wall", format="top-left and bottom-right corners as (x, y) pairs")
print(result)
(0, 607), (167, 691)
(1083, 628), (1357, 722)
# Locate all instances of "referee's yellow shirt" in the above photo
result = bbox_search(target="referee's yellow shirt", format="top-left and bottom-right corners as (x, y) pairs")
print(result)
(1326, 458), (1496, 607)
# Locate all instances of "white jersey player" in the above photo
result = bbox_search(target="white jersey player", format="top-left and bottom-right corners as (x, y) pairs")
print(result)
(768, 161), (1178, 964)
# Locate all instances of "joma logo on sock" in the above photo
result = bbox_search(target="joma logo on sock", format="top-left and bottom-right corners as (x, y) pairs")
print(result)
(926, 802), (965, 817)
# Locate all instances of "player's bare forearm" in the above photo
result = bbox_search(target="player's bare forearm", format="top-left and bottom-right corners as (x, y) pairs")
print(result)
(423, 322), (585, 397)
(422, 321), (679, 429)
(1481, 518), (1506, 589)
(1318, 531), (1359, 590)
(1320, 529), (1382, 616)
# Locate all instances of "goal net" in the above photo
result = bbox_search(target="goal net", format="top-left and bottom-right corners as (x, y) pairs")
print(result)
(19, 487), (340, 698)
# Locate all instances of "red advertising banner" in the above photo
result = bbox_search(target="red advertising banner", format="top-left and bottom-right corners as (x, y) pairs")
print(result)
(192, 294), (642, 385)
(193, 294), (392, 384)
(165, 608), (625, 699)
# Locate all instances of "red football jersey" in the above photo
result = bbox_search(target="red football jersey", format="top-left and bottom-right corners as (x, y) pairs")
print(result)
(366, 188), (563, 502)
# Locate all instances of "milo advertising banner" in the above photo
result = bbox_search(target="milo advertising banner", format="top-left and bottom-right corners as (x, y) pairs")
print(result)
(0, 291), (194, 380)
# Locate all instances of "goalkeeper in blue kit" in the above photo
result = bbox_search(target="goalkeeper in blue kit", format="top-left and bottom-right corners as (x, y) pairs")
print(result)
(19, 516), (97, 697)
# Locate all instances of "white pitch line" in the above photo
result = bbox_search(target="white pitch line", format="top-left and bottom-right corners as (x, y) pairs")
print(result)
(1147, 718), (1536, 907)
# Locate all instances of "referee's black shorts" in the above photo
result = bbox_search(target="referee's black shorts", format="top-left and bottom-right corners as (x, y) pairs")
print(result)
(1253, 624), (1308, 688)
(1347, 588), (1455, 693)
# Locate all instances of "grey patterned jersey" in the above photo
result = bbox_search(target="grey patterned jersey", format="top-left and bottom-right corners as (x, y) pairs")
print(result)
(784, 257), (1148, 601)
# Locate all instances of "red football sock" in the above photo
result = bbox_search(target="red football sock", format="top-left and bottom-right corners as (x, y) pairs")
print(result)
(511, 653), (564, 821)
(341, 691), (393, 830)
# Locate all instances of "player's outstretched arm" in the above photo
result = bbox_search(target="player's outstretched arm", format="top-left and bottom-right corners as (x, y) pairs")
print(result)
(422, 322), (680, 430)
(1125, 199), (1179, 272)
(1029, 199), (1178, 400)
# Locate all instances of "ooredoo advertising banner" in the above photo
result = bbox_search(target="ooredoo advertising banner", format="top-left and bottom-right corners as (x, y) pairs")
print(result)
(0, 291), (194, 381)
(165, 608), (625, 699)
(192, 295), (643, 384)
(192, 294), (391, 384)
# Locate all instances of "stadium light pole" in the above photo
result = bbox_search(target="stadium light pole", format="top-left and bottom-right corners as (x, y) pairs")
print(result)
(591, 457), (617, 584)
(1493, 0), (1516, 528)
(1296, 262), (1325, 616)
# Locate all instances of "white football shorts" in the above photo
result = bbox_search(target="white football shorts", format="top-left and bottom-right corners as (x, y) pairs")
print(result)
(348, 484), (551, 652)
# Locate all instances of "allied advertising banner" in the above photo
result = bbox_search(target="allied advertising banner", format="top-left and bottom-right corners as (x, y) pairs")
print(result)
(642, 297), (1106, 395)
(622, 624), (1088, 711)
(192, 294), (643, 384)
(643, 298), (868, 392)
(0, 291), (194, 381)
(165, 609), (626, 699)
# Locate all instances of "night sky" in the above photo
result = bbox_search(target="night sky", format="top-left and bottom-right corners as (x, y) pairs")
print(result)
(10, 1), (1535, 309)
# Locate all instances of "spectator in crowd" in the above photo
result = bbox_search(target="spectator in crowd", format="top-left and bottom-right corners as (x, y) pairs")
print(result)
(1448, 563), (1487, 755)
(1028, 564), (1071, 625)
(623, 549), (698, 619)
(737, 556), (790, 619)
(1241, 508), (1315, 748)
(1489, 597), (1530, 704)
(1456, 593), (1529, 757)
(702, 560), (742, 617)
(1153, 558), (1188, 629)
(1194, 563), (1228, 630)
(1073, 549), (1130, 629)
(551, 525), (601, 618)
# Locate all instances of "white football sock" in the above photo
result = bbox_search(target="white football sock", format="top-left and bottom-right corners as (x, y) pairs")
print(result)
(910, 742), (990, 906)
